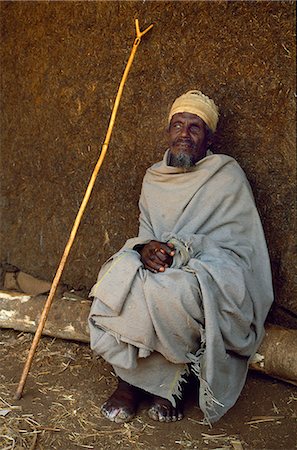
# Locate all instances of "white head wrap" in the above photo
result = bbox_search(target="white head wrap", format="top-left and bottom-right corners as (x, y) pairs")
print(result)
(168, 90), (219, 132)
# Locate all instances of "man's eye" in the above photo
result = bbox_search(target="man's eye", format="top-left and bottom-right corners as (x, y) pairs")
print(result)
(172, 123), (182, 129)
(190, 125), (201, 133)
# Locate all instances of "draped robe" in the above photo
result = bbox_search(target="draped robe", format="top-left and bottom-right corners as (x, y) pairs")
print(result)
(89, 151), (273, 423)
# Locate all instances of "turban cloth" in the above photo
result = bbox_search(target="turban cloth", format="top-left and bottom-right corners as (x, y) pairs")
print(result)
(168, 90), (219, 133)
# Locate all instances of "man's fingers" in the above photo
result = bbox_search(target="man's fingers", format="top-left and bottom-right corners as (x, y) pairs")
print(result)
(155, 250), (169, 262)
(153, 253), (168, 266)
(155, 251), (173, 268)
(139, 241), (174, 271)
(151, 255), (166, 270)
(158, 244), (175, 256)
(144, 263), (165, 273)
(144, 255), (167, 272)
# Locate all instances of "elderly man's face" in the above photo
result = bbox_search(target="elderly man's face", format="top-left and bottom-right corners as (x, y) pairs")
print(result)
(168, 112), (208, 168)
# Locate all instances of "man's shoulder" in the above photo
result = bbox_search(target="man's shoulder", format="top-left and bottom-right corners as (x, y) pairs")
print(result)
(204, 152), (245, 175)
(206, 151), (238, 164)
(206, 154), (252, 196)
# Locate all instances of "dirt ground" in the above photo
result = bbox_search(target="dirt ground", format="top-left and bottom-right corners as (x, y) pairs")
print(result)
(0, 329), (296, 450)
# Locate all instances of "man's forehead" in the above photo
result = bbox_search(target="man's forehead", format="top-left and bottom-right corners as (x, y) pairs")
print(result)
(170, 112), (205, 124)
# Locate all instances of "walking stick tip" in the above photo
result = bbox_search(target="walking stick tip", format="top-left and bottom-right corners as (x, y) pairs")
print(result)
(14, 391), (22, 400)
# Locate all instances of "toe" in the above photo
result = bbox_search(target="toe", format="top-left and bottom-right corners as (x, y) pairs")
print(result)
(114, 408), (134, 423)
(101, 402), (135, 423)
(101, 402), (118, 421)
(147, 405), (160, 421)
(158, 411), (166, 422)
(148, 396), (184, 423)
(170, 412), (178, 422)
(177, 410), (184, 420)
(100, 379), (140, 423)
(148, 404), (170, 422)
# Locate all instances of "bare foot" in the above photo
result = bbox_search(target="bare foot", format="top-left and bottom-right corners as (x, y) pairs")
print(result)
(148, 395), (184, 422)
(101, 379), (140, 423)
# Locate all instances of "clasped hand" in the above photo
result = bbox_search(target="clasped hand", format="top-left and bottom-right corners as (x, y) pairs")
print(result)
(137, 240), (175, 273)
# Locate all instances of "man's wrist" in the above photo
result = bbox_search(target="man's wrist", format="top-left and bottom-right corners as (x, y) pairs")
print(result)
(133, 244), (145, 253)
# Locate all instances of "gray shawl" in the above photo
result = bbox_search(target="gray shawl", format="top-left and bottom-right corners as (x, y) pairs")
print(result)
(89, 150), (273, 423)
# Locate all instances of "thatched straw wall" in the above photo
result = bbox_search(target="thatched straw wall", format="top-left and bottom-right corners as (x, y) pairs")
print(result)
(0, 1), (296, 326)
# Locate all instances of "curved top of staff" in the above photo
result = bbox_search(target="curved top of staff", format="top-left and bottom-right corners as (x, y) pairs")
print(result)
(134, 18), (154, 47)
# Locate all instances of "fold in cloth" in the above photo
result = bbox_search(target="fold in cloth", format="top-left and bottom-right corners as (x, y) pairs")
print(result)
(89, 250), (204, 405)
(89, 150), (273, 423)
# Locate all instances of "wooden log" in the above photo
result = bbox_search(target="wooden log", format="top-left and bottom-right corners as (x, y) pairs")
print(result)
(0, 290), (91, 343)
(0, 290), (296, 386)
(250, 324), (297, 387)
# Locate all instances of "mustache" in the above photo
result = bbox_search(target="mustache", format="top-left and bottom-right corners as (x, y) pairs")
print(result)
(173, 137), (195, 147)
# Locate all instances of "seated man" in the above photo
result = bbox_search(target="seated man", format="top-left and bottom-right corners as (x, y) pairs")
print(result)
(88, 90), (273, 425)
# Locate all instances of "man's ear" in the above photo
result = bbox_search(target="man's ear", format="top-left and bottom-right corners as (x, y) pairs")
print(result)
(165, 121), (171, 133)
(206, 126), (214, 148)
(166, 124), (171, 143)
(207, 135), (213, 147)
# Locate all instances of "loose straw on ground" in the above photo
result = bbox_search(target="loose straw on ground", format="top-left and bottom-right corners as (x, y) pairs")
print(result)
(15, 18), (153, 400)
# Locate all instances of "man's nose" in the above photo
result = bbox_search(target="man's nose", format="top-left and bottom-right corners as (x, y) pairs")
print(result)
(180, 125), (190, 137)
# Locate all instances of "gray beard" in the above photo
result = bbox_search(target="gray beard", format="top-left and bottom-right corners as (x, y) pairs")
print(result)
(168, 151), (195, 169)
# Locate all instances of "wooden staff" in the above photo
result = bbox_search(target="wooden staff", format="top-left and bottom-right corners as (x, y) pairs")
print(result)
(15, 19), (153, 400)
